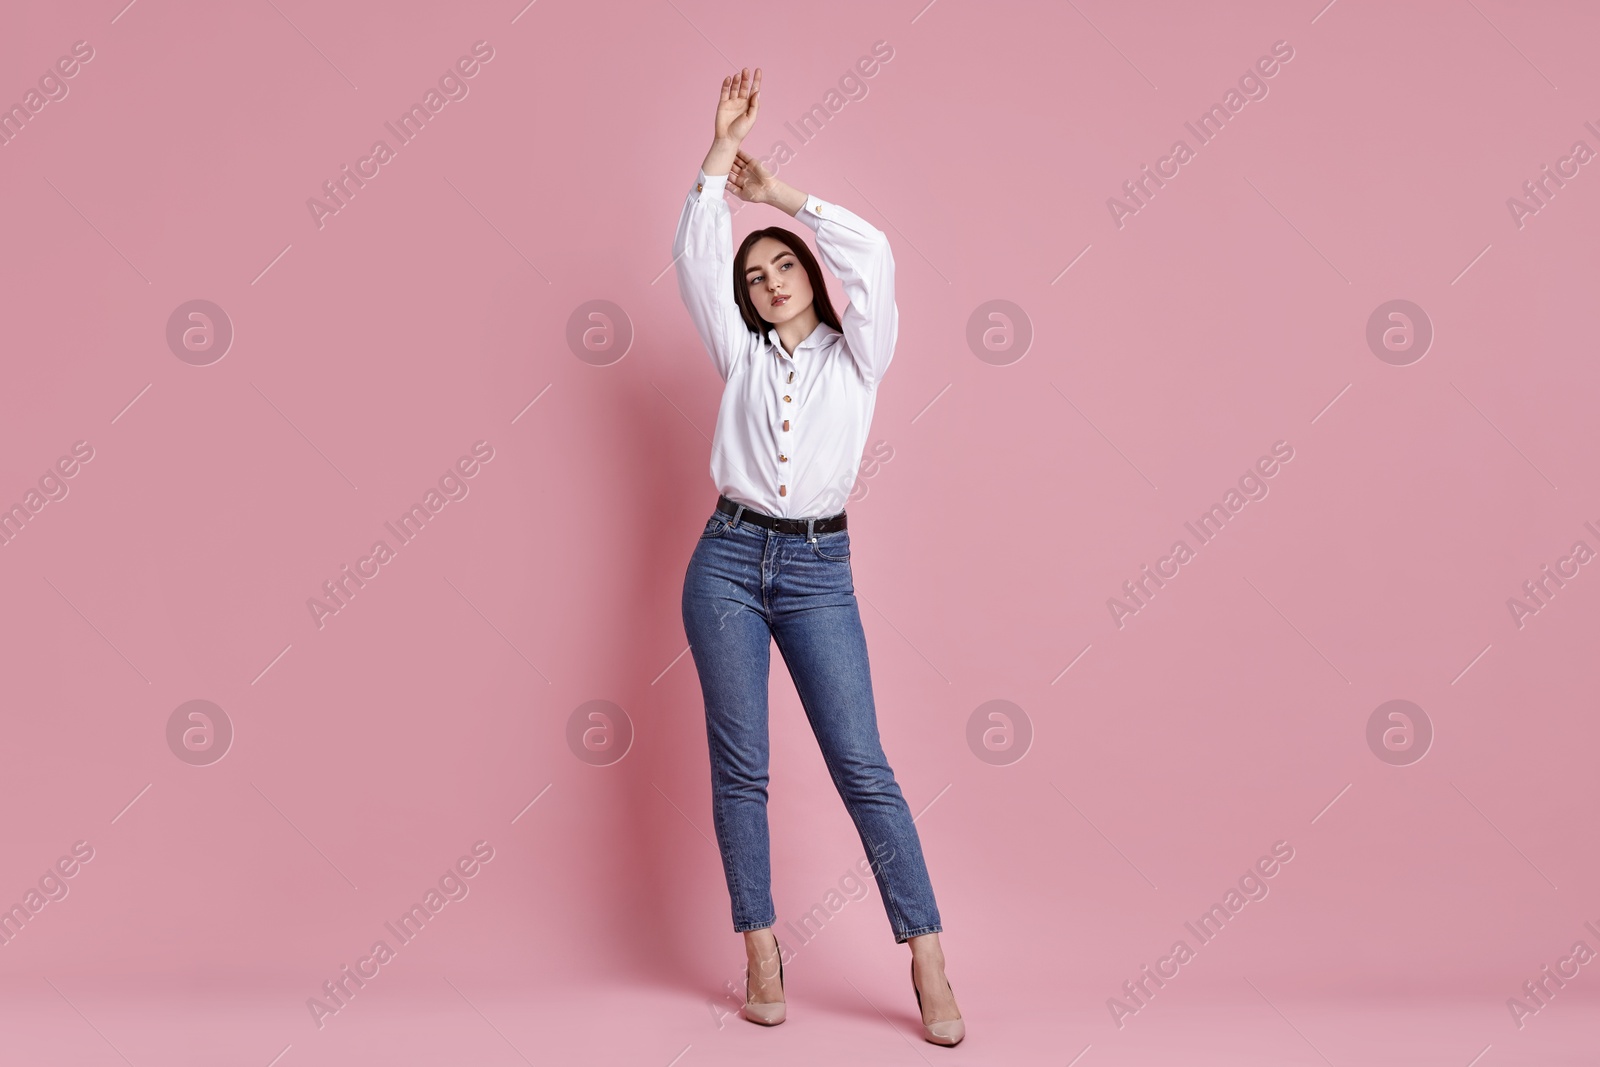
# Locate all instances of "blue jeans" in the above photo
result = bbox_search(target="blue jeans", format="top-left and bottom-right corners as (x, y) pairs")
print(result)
(681, 503), (942, 944)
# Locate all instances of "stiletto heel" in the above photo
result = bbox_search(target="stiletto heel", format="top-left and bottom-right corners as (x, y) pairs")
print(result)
(742, 935), (786, 1026)
(912, 956), (965, 1046)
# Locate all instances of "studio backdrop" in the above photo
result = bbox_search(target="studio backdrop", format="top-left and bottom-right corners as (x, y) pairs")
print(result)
(1, 1), (1596, 1065)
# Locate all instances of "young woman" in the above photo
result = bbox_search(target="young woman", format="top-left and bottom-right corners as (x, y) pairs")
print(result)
(674, 67), (964, 1047)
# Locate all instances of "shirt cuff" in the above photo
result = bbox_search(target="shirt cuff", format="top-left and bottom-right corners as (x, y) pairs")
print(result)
(695, 170), (729, 201)
(794, 193), (828, 230)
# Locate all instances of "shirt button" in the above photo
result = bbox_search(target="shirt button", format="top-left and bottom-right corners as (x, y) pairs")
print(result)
(779, 453), (788, 462)
(696, 183), (703, 191)
(787, 371), (794, 382)
(782, 419), (790, 431)
(779, 484), (787, 496)
(783, 394), (792, 403)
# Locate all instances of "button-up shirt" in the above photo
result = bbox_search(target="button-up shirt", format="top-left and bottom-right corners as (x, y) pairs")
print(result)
(673, 167), (898, 520)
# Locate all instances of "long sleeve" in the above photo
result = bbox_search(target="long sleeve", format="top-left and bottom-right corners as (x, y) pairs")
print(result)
(672, 169), (757, 382)
(793, 193), (898, 385)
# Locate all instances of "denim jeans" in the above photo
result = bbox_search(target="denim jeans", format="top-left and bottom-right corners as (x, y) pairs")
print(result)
(681, 503), (942, 944)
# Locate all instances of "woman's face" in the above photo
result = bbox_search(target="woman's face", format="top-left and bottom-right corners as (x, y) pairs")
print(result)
(743, 236), (813, 325)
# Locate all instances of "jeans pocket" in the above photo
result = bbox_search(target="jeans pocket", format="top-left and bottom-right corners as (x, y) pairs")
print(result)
(699, 515), (729, 540)
(809, 530), (850, 561)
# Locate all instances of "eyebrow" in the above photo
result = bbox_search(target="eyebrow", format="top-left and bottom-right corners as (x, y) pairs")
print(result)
(744, 251), (795, 277)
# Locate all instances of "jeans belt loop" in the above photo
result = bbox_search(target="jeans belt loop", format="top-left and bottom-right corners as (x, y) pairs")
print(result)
(731, 503), (745, 529)
(806, 517), (817, 543)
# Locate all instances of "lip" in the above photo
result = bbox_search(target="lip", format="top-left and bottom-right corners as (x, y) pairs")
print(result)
(771, 294), (789, 306)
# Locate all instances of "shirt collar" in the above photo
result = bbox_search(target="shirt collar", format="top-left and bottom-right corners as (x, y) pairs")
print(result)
(765, 320), (833, 357)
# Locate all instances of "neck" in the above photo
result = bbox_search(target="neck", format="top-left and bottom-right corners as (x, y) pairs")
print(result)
(774, 309), (821, 356)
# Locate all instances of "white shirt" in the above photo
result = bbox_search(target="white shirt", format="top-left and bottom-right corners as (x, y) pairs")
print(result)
(673, 167), (898, 520)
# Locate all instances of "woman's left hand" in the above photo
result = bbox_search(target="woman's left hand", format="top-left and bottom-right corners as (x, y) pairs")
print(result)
(729, 149), (781, 205)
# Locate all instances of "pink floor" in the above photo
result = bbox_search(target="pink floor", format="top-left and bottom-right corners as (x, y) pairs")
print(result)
(3, 977), (1594, 1066)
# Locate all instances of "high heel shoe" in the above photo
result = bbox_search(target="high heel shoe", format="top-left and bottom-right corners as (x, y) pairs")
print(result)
(742, 934), (786, 1026)
(912, 956), (965, 1047)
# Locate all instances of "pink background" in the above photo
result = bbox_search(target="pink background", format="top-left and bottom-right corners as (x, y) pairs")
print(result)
(2, 0), (1597, 1063)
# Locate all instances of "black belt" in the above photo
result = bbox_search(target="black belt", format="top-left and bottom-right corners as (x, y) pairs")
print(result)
(717, 494), (847, 534)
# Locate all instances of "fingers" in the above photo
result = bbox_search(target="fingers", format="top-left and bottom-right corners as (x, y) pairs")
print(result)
(716, 68), (758, 134)
(721, 68), (751, 100)
(726, 67), (761, 99)
(732, 149), (764, 181)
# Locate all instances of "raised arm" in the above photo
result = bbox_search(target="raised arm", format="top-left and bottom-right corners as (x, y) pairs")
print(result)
(672, 168), (755, 382)
(728, 148), (898, 386)
(793, 190), (898, 386)
(672, 69), (765, 382)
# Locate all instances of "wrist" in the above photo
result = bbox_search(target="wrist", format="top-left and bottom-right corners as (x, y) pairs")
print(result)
(702, 140), (738, 175)
(772, 182), (806, 216)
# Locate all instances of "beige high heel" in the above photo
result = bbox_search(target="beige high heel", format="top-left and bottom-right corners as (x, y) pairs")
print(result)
(912, 956), (965, 1046)
(742, 936), (786, 1026)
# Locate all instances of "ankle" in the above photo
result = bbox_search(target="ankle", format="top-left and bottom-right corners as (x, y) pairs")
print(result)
(743, 931), (782, 980)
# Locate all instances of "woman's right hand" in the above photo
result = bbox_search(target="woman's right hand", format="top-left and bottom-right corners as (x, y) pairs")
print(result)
(713, 67), (762, 144)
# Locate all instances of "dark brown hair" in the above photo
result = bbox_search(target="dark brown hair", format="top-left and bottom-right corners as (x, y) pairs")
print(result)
(733, 226), (843, 339)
